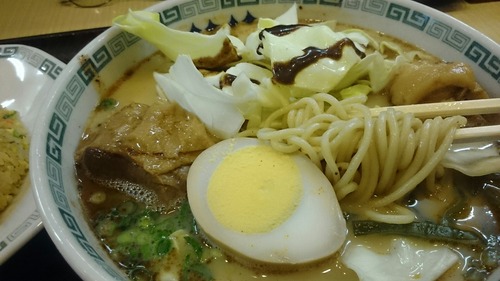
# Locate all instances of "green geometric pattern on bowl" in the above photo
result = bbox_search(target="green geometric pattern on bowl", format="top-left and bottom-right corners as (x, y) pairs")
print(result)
(0, 45), (63, 80)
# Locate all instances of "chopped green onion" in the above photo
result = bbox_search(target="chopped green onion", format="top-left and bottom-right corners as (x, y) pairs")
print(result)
(2, 111), (17, 119)
(98, 98), (118, 110)
(184, 236), (203, 259)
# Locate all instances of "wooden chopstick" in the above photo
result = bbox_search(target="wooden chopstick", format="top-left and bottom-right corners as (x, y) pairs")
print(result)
(455, 125), (500, 142)
(368, 98), (500, 142)
(369, 98), (500, 119)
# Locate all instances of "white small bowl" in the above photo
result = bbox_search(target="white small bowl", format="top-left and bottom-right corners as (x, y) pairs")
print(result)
(0, 44), (64, 264)
(30, 0), (500, 280)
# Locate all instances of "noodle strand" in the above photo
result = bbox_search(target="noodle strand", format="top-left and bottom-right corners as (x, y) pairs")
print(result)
(240, 93), (466, 223)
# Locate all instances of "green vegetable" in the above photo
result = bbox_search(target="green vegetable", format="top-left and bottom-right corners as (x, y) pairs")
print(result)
(184, 236), (204, 259)
(94, 200), (214, 281)
(113, 10), (238, 69)
(95, 217), (117, 237)
(260, 24), (365, 93)
(120, 4), (416, 140)
(154, 55), (246, 139)
(12, 129), (26, 139)
(181, 254), (214, 281)
(337, 84), (371, 100)
(129, 267), (152, 281)
(352, 220), (481, 245)
(97, 98), (118, 110)
(2, 111), (17, 119)
(156, 237), (172, 256)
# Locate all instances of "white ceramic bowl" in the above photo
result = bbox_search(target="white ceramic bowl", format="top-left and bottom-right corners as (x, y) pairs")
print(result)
(31, 0), (500, 280)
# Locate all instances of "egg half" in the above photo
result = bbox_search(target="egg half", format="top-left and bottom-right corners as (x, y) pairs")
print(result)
(187, 137), (347, 265)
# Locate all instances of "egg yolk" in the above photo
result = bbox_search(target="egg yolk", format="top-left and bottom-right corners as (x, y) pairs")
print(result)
(207, 145), (303, 234)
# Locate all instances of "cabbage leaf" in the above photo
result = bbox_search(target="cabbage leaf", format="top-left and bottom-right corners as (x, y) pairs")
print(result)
(154, 56), (294, 138)
(259, 25), (364, 93)
(119, 4), (417, 140)
(342, 239), (459, 281)
(154, 55), (245, 139)
(113, 10), (239, 68)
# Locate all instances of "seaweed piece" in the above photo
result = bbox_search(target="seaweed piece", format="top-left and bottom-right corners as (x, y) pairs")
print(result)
(352, 220), (481, 245)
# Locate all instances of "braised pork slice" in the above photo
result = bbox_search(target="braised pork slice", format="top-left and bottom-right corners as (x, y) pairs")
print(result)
(75, 101), (219, 193)
(389, 61), (488, 105)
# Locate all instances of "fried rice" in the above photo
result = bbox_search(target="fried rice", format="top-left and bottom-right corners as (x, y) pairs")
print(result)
(0, 107), (29, 213)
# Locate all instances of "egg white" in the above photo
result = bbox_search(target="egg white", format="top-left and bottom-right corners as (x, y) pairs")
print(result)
(187, 137), (347, 265)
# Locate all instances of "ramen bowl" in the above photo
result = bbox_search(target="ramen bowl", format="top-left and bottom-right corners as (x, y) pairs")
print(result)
(30, 0), (500, 280)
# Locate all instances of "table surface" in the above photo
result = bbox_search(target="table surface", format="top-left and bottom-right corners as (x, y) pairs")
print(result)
(0, 0), (499, 280)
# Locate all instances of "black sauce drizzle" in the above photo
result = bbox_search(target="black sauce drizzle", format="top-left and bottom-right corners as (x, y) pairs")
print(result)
(273, 38), (366, 85)
(221, 73), (261, 87)
(258, 24), (366, 85)
(259, 24), (309, 39)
